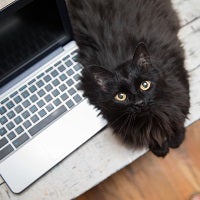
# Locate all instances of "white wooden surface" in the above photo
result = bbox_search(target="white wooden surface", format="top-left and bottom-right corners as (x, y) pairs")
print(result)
(0, 0), (16, 10)
(0, 0), (200, 199)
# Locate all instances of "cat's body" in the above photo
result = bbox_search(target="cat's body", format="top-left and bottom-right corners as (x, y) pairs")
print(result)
(67, 0), (190, 157)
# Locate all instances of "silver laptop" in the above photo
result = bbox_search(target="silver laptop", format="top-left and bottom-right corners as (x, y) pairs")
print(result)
(0, 0), (107, 193)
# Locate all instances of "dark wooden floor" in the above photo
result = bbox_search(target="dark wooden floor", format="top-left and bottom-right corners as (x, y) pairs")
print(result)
(77, 120), (200, 200)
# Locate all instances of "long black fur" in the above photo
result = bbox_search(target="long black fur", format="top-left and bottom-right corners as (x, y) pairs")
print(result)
(67, 0), (190, 157)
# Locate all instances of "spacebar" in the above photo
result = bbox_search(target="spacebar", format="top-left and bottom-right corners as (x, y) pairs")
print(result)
(29, 105), (67, 136)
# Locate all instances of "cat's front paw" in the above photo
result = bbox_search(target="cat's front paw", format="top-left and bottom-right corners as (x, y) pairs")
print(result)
(149, 142), (169, 157)
(168, 127), (185, 148)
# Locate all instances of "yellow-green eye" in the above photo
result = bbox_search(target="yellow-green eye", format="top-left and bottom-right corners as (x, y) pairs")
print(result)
(115, 93), (127, 102)
(140, 81), (151, 91)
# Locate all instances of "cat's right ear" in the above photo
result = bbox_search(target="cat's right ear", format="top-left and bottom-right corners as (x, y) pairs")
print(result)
(132, 42), (152, 69)
(86, 66), (113, 92)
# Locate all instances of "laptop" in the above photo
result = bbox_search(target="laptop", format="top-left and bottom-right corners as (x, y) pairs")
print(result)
(0, 0), (107, 193)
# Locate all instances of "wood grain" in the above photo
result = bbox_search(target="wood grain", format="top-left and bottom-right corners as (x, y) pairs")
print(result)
(77, 120), (200, 200)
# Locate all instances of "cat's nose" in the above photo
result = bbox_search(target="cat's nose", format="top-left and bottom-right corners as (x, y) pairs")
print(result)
(135, 100), (144, 106)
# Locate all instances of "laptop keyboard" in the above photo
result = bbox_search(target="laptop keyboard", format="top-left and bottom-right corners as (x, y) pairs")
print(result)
(0, 49), (84, 161)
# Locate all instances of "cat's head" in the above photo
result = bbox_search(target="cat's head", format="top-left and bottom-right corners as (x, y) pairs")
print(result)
(81, 42), (166, 114)
(80, 39), (189, 148)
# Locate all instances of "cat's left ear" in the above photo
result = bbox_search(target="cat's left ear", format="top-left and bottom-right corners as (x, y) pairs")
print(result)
(86, 66), (113, 92)
(133, 42), (152, 69)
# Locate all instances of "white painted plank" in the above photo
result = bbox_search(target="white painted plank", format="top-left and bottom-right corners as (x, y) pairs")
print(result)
(0, 0), (200, 199)
(0, 0), (16, 10)
(172, 0), (200, 26)
(179, 19), (200, 72)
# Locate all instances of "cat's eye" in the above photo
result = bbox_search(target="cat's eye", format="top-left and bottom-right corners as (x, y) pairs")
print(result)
(140, 81), (151, 91)
(115, 93), (127, 102)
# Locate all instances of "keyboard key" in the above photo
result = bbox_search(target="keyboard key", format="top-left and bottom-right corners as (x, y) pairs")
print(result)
(38, 89), (45, 97)
(22, 100), (31, 108)
(51, 70), (59, 77)
(10, 91), (18, 98)
(73, 64), (82, 71)
(45, 67), (53, 73)
(58, 65), (66, 72)
(14, 116), (23, 125)
(13, 133), (29, 148)
(45, 84), (53, 92)
(7, 132), (16, 140)
(29, 85), (37, 93)
(59, 74), (67, 81)
(66, 69), (74, 76)
(52, 79), (60, 87)
(68, 88), (76, 96)
(73, 74), (80, 81)
(52, 89), (60, 97)
(30, 94), (38, 103)
(62, 55), (70, 61)
(59, 84), (67, 92)
(6, 101), (14, 109)
(38, 109), (47, 118)
(37, 100), (45, 108)
(22, 110), (31, 119)
(6, 122), (15, 130)
(19, 85), (27, 92)
(37, 73), (44, 79)
(1, 97), (9, 104)
(0, 128), (7, 136)
(29, 105), (67, 136)
(44, 75), (51, 83)
(0, 145), (14, 160)
(66, 79), (74, 87)
(23, 120), (32, 129)
(29, 105), (38, 114)
(65, 60), (73, 67)
(13, 95), (22, 104)
(54, 61), (62, 66)
(7, 111), (15, 119)
(21, 90), (30, 99)
(0, 116), (8, 125)
(75, 83), (81, 90)
(61, 93), (69, 101)
(15, 105), (23, 113)
(44, 94), (53, 103)
(46, 104), (54, 112)
(66, 100), (75, 109)
(72, 55), (78, 62)
(73, 94), (83, 103)
(15, 126), (24, 135)
(0, 106), (7, 115)
(0, 138), (8, 148)
(31, 115), (39, 123)
(53, 98), (61, 107)
(28, 79), (36, 85)
(36, 80), (44, 87)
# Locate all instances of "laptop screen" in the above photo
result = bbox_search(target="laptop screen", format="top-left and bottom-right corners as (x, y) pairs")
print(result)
(0, 0), (73, 87)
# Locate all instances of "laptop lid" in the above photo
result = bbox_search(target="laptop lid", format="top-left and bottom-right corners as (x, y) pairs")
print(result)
(0, 0), (73, 88)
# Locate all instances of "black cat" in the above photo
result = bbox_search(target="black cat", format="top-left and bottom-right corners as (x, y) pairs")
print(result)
(67, 0), (190, 157)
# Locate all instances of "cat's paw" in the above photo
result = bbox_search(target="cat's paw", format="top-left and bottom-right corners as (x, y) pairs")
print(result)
(150, 147), (169, 157)
(168, 127), (185, 148)
(149, 142), (169, 157)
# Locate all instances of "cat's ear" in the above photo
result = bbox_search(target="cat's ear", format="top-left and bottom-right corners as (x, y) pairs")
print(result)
(133, 42), (152, 69)
(87, 66), (113, 92)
